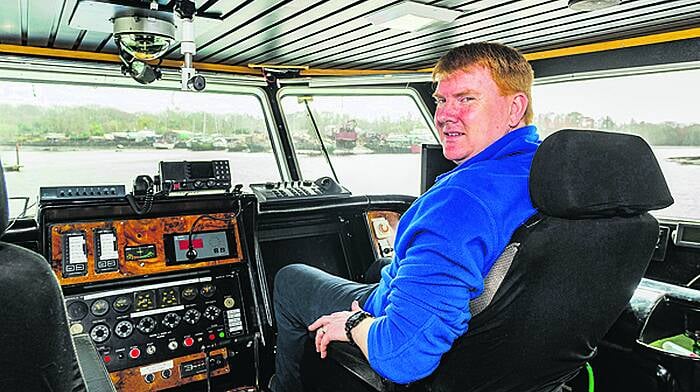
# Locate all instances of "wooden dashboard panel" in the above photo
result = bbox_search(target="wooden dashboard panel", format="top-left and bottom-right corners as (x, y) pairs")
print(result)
(367, 211), (401, 259)
(109, 348), (230, 391)
(49, 213), (245, 285)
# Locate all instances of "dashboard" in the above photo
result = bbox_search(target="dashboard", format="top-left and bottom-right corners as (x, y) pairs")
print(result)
(31, 186), (412, 391)
(38, 193), (262, 390)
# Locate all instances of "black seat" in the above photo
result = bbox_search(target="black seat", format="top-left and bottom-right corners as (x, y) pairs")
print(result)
(310, 129), (674, 392)
(0, 164), (115, 392)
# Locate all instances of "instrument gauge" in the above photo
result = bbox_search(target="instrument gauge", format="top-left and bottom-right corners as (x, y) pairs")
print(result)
(162, 312), (181, 329)
(67, 301), (88, 321)
(158, 287), (180, 308)
(181, 286), (198, 301)
(112, 295), (132, 313)
(200, 283), (217, 298)
(203, 305), (221, 321)
(137, 316), (156, 334)
(90, 299), (110, 317)
(114, 320), (134, 338)
(183, 308), (201, 325)
(134, 290), (156, 311)
(90, 324), (110, 343)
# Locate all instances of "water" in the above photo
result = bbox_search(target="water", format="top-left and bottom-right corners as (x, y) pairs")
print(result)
(0, 146), (697, 220)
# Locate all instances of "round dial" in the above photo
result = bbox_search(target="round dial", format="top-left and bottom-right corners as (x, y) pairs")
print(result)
(90, 299), (110, 317)
(112, 295), (132, 313)
(183, 308), (201, 325)
(200, 283), (217, 298)
(181, 286), (198, 301)
(90, 324), (110, 343)
(162, 312), (181, 329)
(114, 320), (134, 338)
(203, 305), (221, 321)
(136, 316), (156, 334)
(67, 301), (88, 321)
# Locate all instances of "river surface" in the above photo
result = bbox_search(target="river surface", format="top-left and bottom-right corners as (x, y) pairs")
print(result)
(0, 146), (697, 221)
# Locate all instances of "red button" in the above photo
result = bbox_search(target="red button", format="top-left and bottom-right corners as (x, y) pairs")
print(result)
(129, 348), (141, 359)
(104, 355), (111, 363)
(184, 337), (194, 347)
(208, 334), (216, 341)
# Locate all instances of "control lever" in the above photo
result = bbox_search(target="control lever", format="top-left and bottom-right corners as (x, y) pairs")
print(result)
(314, 176), (343, 194)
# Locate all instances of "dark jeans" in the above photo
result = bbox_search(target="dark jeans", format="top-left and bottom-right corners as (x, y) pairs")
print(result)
(271, 263), (378, 392)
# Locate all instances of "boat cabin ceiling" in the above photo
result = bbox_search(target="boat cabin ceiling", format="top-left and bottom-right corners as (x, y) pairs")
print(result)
(0, 0), (699, 75)
(0, 1), (699, 392)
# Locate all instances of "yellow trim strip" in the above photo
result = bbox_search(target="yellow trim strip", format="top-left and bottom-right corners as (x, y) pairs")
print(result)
(418, 27), (700, 72)
(523, 27), (700, 61)
(0, 44), (262, 75)
(300, 68), (419, 76)
(249, 63), (309, 70)
(1, 27), (699, 77)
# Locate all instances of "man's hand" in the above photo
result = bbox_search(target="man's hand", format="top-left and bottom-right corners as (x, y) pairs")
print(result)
(308, 301), (363, 359)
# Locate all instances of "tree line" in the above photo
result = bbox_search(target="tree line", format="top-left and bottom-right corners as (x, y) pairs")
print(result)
(0, 104), (698, 146)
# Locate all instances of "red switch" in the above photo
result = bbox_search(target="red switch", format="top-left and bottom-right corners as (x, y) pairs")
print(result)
(104, 355), (111, 363)
(183, 337), (194, 347)
(208, 333), (216, 341)
(129, 348), (141, 359)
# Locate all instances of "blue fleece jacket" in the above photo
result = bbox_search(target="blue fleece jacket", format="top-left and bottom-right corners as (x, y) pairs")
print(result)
(362, 125), (541, 383)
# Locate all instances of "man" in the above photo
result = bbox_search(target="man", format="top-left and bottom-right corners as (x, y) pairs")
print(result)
(271, 42), (540, 391)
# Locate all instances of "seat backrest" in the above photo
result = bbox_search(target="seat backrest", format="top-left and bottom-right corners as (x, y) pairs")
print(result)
(0, 162), (88, 392)
(418, 129), (674, 392)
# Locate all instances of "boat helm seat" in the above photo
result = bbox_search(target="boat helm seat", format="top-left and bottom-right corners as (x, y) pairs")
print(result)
(0, 162), (116, 392)
(312, 129), (674, 392)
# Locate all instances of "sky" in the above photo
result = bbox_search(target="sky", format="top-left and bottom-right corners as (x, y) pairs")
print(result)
(1, 67), (699, 124)
(532, 68), (700, 125)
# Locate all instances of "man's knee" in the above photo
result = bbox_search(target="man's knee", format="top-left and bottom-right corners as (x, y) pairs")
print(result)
(274, 263), (312, 297)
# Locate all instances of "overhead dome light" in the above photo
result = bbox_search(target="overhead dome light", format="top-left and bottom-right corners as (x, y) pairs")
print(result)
(568, 0), (621, 11)
(113, 16), (175, 61)
(366, 1), (461, 32)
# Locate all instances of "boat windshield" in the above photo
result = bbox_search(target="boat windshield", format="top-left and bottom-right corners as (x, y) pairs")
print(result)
(279, 88), (437, 196)
(0, 80), (280, 217)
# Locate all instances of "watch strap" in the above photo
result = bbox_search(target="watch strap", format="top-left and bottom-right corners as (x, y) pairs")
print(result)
(345, 310), (371, 345)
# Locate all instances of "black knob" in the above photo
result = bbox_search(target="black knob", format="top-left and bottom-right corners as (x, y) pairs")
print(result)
(194, 180), (204, 188)
(206, 180), (216, 188)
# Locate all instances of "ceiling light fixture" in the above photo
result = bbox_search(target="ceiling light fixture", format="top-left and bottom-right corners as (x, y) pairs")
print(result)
(568, 0), (621, 12)
(366, 1), (461, 32)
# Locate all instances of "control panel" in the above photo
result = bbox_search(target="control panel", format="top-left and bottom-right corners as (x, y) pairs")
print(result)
(159, 160), (231, 192)
(48, 212), (245, 285)
(250, 176), (350, 204)
(64, 272), (247, 374)
(40, 185), (126, 202)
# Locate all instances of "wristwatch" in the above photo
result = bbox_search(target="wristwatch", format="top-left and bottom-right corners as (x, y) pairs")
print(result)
(345, 310), (372, 345)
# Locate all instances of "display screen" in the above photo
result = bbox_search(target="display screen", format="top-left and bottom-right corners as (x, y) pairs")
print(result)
(124, 244), (157, 261)
(189, 162), (214, 179)
(681, 226), (700, 243)
(65, 234), (87, 264)
(421, 144), (456, 194)
(165, 230), (235, 264)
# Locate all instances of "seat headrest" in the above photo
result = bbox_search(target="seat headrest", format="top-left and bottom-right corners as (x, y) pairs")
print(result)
(530, 129), (673, 218)
(0, 162), (8, 234)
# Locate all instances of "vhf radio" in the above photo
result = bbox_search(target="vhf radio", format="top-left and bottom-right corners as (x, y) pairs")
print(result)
(159, 161), (230, 192)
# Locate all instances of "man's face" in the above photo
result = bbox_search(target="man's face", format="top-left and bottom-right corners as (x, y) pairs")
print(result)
(433, 66), (516, 164)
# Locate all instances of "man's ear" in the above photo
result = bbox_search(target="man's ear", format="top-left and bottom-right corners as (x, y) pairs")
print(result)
(509, 93), (528, 128)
